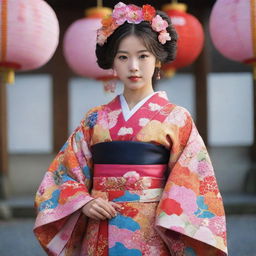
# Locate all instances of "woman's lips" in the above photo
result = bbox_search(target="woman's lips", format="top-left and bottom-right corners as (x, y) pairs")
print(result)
(128, 76), (141, 82)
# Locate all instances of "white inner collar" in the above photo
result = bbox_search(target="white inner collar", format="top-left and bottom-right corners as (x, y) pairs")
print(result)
(119, 92), (156, 121)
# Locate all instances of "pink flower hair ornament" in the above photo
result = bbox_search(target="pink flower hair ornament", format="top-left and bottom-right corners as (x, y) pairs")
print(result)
(97, 2), (171, 46)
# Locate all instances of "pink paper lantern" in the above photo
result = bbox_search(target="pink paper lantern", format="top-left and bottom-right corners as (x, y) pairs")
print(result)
(209, 0), (254, 64)
(63, 8), (114, 81)
(0, 0), (59, 72)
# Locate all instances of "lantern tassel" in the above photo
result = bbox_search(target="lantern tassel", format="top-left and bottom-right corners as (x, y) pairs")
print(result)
(6, 68), (15, 84)
(0, 68), (15, 84)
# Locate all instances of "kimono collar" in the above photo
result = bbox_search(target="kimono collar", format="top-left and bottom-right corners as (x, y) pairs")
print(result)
(119, 92), (157, 121)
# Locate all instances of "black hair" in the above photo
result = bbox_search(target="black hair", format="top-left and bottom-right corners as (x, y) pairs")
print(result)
(95, 10), (178, 87)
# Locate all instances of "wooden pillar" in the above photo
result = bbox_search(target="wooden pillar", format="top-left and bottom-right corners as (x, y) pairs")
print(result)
(52, 50), (70, 153)
(194, 47), (209, 146)
(193, 10), (210, 146)
(0, 78), (9, 199)
(51, 8), (73, 153)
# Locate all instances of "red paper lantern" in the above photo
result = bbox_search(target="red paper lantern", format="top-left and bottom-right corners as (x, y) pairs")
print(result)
(161, 3), (204, 77)
(63, 7), (116, 82)
(0, 0), (59, 84)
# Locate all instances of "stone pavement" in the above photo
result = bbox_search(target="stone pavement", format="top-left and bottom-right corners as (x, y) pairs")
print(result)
(0, 214), (256, 256)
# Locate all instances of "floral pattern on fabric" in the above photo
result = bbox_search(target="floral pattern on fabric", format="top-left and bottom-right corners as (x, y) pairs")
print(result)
(34, 91), (228, 256)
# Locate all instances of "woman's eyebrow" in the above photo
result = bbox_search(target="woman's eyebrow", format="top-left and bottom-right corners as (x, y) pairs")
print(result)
(117, 49), (149, 54)
(137, 50), (149, 53)
(116, 50), (128, 54)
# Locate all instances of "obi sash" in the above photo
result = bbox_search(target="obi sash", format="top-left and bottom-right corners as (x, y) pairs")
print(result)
(91, 141), (170, 165)
(91, 141), (170, 203)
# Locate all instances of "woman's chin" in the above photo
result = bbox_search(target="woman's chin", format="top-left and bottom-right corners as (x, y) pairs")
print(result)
(124, 82), (148, 91)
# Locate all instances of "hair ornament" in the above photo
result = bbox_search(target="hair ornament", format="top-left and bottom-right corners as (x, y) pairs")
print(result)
(97, 2), (171, 46)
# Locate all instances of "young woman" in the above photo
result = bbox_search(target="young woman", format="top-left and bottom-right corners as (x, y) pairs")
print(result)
(34, 2), (228, 255)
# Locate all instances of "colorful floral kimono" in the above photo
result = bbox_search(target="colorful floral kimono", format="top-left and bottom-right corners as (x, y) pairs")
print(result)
(34, 91), (228, 256)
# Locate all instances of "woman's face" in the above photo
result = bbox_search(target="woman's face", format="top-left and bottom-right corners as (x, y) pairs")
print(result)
(113, 35), (156, 92)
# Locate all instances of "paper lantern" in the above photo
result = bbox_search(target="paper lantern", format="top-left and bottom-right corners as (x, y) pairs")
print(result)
(0, 0), (59, 83)
(161, 3), (204, 77)
(209, 0), (256, 74)
(63, 7), (115, 81)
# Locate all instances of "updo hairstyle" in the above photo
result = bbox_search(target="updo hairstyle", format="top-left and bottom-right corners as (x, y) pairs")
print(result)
(95, 10), (178, 86)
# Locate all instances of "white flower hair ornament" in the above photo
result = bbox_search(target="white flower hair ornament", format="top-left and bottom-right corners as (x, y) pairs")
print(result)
(97, 2), (172, 46)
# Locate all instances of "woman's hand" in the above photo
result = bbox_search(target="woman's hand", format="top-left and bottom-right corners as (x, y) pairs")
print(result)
(82, 197), (121, 221)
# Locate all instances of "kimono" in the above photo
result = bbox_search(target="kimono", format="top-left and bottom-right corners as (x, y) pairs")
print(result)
(34, 91), (228, 256)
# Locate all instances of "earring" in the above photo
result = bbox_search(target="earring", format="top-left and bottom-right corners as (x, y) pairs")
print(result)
(156, 69), (161, 80)
(113, 69), (117, 77)
(155, 61), (161, 80)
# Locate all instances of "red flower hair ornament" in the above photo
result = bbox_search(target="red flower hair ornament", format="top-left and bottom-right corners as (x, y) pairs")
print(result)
(97, 2), (171, 46)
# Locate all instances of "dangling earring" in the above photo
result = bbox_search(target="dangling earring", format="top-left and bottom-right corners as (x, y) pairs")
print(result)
(103, 69), (118, 93)
(155, 61), (161, 80)
(113, 69), (117, 77)
(156, 69), (161, 80)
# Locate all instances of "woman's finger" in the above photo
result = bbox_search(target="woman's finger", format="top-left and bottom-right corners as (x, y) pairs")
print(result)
(96, 199), (118, 218)
(92, 203), (113, 219)
(109, 201), (123, 212)
(82, 198), (119, 219)
(88, 208), (107, 220)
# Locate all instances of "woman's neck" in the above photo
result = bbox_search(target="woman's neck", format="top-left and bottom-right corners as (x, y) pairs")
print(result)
(123, 87), (154, 110)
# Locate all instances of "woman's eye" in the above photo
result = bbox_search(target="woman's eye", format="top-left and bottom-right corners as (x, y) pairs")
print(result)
(118, 55), (127, 60)
(139, 54), (149, 59)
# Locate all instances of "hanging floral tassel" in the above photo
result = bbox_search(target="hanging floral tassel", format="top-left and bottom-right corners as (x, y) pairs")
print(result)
(103, 79), (117, 93)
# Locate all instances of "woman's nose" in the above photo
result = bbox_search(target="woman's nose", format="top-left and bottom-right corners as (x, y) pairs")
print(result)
(129, 58), (139, 72)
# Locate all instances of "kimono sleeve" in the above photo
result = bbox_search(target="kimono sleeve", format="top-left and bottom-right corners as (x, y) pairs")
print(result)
(155, 107), (228, 256)
(33, 109), (97, 256)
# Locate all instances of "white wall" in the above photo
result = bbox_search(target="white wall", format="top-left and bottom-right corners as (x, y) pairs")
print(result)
(208, 73), (253, 146)
(7, 72), (253, 153)
(7, 74), (52, 153)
